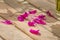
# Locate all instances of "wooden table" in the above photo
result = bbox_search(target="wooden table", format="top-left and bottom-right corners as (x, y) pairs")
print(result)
(0, 0), (60, 40)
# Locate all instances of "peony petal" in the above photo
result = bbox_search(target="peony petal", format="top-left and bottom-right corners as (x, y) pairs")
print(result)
(29, 10), (37, 14)
(1, 20), (12, 25)
(28, 21), (35, 26)
(39, 19), (46, 25)
(38, 14), (46, 20)
(46, 11), (57, 19)
(30, 29), (40, 35)
(33, 18), (46, 25)
(17, 15), (24, 21)
(22, 12), (29, 18)
(46, 11), (53, 17)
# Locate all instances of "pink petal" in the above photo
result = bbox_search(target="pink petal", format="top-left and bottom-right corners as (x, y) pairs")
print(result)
(33, 18), (46, 25)
(46, 11), (56, 19)
(29, 10), (37, 14)
(17, 15), (24, 22)
(1, 20), (12, 25)
(28, 21), (35, 26)
(38, 14), (46, 20)
(30, 29), (40, 35)
(46, 11), (53, 17)
(22, 12), (29, 19)
(39, 19), (46, 25)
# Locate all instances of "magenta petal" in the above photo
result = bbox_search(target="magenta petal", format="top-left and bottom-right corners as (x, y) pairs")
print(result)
(22, 12), (28, 18)
(33, 19), (46, 25)
(46, 11), (57, 19)
(17, 12), (28, 21)
(46, 11), (53, 17)
(17, 15), (24, 21)
(29, 10), (37, 14)
(1, 20), (12, 25)
(30, 29), (40, 35)
(28, 21), (35, 26)
(39, 19), (46, 25)
(33, 18), (40, 24)
(38, 14), (46, 20)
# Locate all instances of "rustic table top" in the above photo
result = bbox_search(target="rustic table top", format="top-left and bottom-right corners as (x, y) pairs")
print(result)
(0, 0), (60, 40)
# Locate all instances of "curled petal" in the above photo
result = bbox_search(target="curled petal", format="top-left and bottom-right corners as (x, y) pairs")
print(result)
(38, 14), (46, 20)
(22, 12), (29, 18)
(17, 12), (28, 22)
(29, 10), (37, 14)
(1, 20), (12, 25)
(28, 21), (35, 26)
(39, 19), (46, 25)
(30, 29), (40, 35)
(46, 11), (53, 17)
(33, 18), (46, 25)
(46, 11), (56, 19)
(17, 15), (24, 22)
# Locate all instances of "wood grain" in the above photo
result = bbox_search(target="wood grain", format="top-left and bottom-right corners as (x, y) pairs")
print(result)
(0, 38), (3, 40)
(0, 0), (60, 40)
(0, 17), (33, 40)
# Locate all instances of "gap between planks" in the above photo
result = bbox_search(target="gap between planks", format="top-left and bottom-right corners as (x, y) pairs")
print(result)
(0, 17), (33, 40)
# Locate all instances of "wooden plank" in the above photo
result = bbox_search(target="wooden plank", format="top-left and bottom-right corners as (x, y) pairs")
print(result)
(17, 0), (24, 2)
(26, 0), (56, 10)
(0, 17), (33, 40)
(46, 0), (56, 4)
(0, 35), (5, 40)
(26, 0), (57, 16)
(0, 38), (3, 40)
(0, 0), (4, 2)
(0, 23), (33, 40)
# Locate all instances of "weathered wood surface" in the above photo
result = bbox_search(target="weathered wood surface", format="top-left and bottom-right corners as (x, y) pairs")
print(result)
(26, 0), (57, 17)
(0, 0), (60, 40)
(0, 38), (3, 40)
(0, 15), (33, 40)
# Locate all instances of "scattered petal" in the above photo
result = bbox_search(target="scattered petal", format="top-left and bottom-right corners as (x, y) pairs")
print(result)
(29, 10), (37, 14)
(30, 29), (40, 35)
(39, 19), (46, 25)
(46, 11), (57, 19)
(22, 12), (29, 19)
(17, 15), (24, 21)
(28, 21), (35, 26)
(1, 20), (12, 25)
(46, 11), (53, 17)
(38, 14), (46, 20)
(17, 12), (29, 22)
(33, 18), (46, 25)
